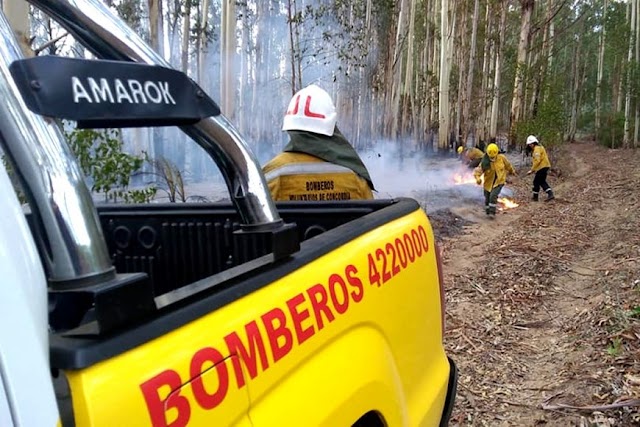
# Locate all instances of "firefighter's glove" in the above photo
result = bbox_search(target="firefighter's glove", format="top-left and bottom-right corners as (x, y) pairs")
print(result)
(475, 178), (482, 185)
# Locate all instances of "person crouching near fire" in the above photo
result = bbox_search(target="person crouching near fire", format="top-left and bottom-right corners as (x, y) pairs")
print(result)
(473, 143), (516, 217)
(525, 135), (554, 202)
(457, 145), (484, 169)
(262, 84), (375, 202)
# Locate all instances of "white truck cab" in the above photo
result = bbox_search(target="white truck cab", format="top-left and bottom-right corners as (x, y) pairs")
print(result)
(0, 152), (58, 424)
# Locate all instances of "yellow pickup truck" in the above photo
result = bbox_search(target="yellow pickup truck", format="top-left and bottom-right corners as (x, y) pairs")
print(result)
(0, 1), (456, 426)
(49, 198), (455, 427)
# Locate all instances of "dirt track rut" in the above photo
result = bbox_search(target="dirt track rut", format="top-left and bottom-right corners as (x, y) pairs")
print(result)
(440, 142), (640, 426)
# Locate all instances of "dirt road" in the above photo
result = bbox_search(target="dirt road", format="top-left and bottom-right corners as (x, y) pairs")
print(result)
(438, 141), (640, 426)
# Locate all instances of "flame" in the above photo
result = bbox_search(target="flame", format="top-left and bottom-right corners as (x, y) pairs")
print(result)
(498, 197), (519, 210)
(451, 171), (517, 210)
(453, 172), (481, 185)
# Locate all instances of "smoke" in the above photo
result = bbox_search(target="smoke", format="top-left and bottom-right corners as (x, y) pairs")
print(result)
(179, 136), (519, 213)
(358, 140), (487, 213)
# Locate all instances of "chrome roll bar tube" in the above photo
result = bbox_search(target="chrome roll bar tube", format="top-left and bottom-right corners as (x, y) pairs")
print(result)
(0, 10), (114, 285)
(28, 0), (282, 228)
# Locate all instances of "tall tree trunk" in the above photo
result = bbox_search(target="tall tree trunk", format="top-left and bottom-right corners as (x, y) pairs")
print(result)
(5, 0), (33, 56)
(438, 0), (453, 151)
(356, 0), (373, 148)
(462, 0), (480, 147)
(221, 0), (237, 117)
(198, 0), (210, 84)
(181, 1), (191, 74)
(634, 0), (640, 148)
(509, 0), (535, 148)
(568, 39), (582, 142)
(612, 56), (621, 113)
(238, 0), (249, 136)
(147, 0), (165, 176)
(148, 0), (165, 55)
(530, 0), (553, 118)
(430, 0), (439, 142)
(401, 0), (417, 142)
(616, 58), (624, 113)
(479, 1), (492, 143)
(285, 0), (300, 94)
(623, 0), (636, 148)
(596, 0), (608, 143)
(544, 0), (555, 102)
(421, 0), (436, 150)
(254, 0), (275, 153)
(455, 8), (466, 148)
(390, 0), (409, 140)
(484, 24), (495, 142)
(420, 0), (433, 151)
(490, 0), (507, 141)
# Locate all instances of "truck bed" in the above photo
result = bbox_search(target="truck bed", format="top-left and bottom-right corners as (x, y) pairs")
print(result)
(97, 199), (399, 296)
(50, 198), (419, 370)
(49, 197), (457, 427)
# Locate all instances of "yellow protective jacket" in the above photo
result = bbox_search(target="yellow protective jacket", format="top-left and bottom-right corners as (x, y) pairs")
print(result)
(263, 152), (374, 201)
(474, 154), (516, 192)
(464, 147), (484, 162)
(531, 145), (551, 171)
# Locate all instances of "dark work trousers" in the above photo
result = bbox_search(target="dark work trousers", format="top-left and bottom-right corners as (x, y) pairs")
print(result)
(484, 184), (503, 215)
(532, 167), (551, 195)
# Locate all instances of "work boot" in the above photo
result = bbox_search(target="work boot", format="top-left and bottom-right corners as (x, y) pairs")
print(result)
(545, 189), (555, 202)
(532, 192), (539, 202)
(489, 206), (497, 216)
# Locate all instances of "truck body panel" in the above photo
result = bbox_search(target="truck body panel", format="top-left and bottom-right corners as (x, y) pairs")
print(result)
(53, 203), (452, 426)
(0, 163), (59, 426)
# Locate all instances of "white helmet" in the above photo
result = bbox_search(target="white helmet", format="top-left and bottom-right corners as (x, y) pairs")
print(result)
(282, 85), (337, 136)
(526, 135), (539, 145)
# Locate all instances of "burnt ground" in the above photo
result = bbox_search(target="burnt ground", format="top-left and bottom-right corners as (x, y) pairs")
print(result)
(428, 141), (640, 426)
(428, 209), (475, 240)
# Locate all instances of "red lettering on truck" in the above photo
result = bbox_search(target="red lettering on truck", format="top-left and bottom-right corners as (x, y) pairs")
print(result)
(307, 283), (335, 330)
(261, 307), (293, 362)
(140, 226), (431, 424)
(366, 225), (430, 287)
(345, 264), (364, 303)
(224, 321), (269, 389)
(140, 370), (191, 427)
(190, 347), (229, 409)
(328, 273), (349, 314)
(286, 293), (315, 345)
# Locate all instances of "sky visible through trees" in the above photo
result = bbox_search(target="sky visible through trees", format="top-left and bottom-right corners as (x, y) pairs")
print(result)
(3, 0), (640, 180)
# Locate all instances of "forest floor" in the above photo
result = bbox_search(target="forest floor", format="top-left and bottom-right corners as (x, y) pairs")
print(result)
(430, 140), (640, 426)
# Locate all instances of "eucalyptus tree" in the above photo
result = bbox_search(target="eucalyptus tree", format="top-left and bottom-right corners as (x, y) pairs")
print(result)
(148, 0), (164, 56)
(438, 0), (454, 150)
(623, 0), (637, 148)
(221, 0), (236, 116)
(490, 0), (508, 142)
(630, 0), (640, 148)
(509, 0), (535, 147)
(462, 0), (480, 146)
(632, 0), (640, 148)
(4, 0), (33, 56)
(596, 0), (609, 142)
(478, 0), (493, 144)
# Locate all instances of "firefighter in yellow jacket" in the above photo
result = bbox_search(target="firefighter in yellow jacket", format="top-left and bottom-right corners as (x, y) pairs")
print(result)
(473, 143), (516, 217)
(263, 85), (374, 202)
(526, 135), (554, 201)
(457, 146), (484, 168)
